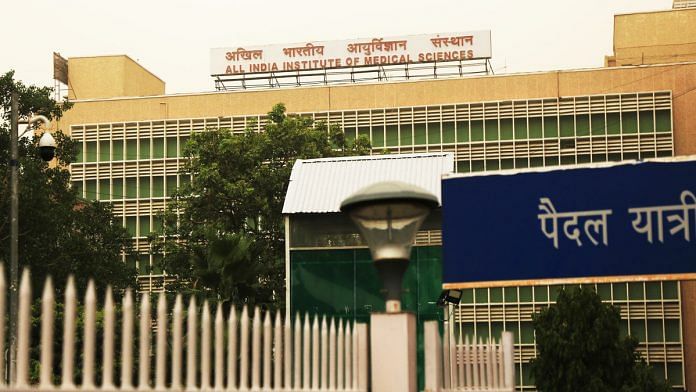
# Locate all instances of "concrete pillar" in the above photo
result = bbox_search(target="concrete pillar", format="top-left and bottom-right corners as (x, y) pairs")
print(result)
(370, 312), (417, 392)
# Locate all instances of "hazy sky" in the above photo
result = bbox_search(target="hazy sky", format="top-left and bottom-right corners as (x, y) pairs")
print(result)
(2, 0), (671, 95)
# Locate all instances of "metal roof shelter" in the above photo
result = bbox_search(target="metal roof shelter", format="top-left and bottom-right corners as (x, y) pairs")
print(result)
(282, 152), (454, 214)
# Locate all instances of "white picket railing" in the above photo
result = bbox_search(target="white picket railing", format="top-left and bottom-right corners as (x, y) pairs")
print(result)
(424, 321), (515, 392)
(6, 267), (369, 391)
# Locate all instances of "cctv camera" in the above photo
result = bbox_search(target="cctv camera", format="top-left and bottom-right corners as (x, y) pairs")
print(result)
(38, 132), (56, 162)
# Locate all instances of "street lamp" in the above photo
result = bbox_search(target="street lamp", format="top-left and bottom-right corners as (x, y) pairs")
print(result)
(8, 92), (56, 383)
(340, 181), (438, 313)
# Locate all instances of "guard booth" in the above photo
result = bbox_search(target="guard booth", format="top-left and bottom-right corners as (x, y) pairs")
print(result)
(282, 152), (453, 387)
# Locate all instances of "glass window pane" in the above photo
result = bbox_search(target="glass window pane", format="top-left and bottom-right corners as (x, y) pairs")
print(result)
(400, 124), (412, 146)
(645, 282), (661, 300)
(98, 179), (110, 200)
(613, 283), (627, 300)
(500, 119), (513, 140)
(414, 124), (426, 145)
(179, 136), (190, 155)
(475, 288), (488, 304)
(442, 122), (455, 144)
(85, 180), (97, 200)
(663, 281), (678, 299)
(75, 142), (83, 163)
(112, 140), (124, 160)
(655, 110), (671, 133)
(472, 160), (485, 172)
(126, 178), (138, 199)
(126, 216), (137, 236)
(490, 287), (503, 303)
(597, 283), (612, 300)
(371, 126), (384, 147)
(504, 287), (517, 302)
(139, 216), (150, 237)
(639, 111), (654, 133)
(576, 114), (590, 136)
(427, 122), (441, 144)
(126, 139), (138, 160)
(628, 282), (644, 300)
(520, 322), (534, 344)
(139, 139), (150, 159)
(166, 175), (178, 196)
(647, 320), (663, 342)
(166, 137), (178, 158)
(514, 118), (527, 140)
(112, 178), (123, 199)
(629, 320), (646, 341)
(461, 289), (474, 304)
(456, 160), (470, 173)
(98, 141), (110, 162)
(385, 125), (398, 147)
(72, 181), (83, 198)
(456, 121), (469, 142)
(622, 112), (638, 134)
(543, 116), (558, 138)
(591, 114), (606, 135)
(139, 257), (150, 274)
(560, 115), (574, 137)
(86, 141), (97, 162)
(606, 112), (621, 135)
(152, 176), (164, 197)
(529, 117), (542, 139)
(534, 286), (548, 302)
(519, 286), (533, 302)
(665, 319), (680, 342)
(152, 137), (164, 158)
(470, 120), (484, 141)
(484, 119), (498, 141)
(139, 177), (150, 198)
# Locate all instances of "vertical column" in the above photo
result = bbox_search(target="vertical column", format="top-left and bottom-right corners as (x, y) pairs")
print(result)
(370, 312), (416, 392)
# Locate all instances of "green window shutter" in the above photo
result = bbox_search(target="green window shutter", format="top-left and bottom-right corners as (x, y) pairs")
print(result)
(86, 141), (97, 162)
(112, 140), (124, 160)
(98, 141), (110, 162)
(371, 126), (384, 147)
(85, 180), (97, 200)
(543, 116), (558, 138)
(385, 125), (398, 147)
(414, 123), (426, 145)
(456, 121), (469, 142)
(152, 176), (164, 197)
(576, 114), (590, 136)
(126, 216), (137, 236)
(427, 122), (441, 144)
(152, 137), (164, 158)
(98, 179), (110, 200)
(166, 175), (178, 196)
(514, 118), (527, 140)
(621, 112), (638, 134)
(139, 139), (150, 159)
(75, 142), (83, 163)
(139, 177), (150, 198)
(126, 178), (138, 199)
(399, 124), (412, 146)
(139, 215), (150, 237)
(126, 140), (138, 160)
(112, 178), (123, 199)
(559, 115), (574, 137)
(655, 110), (671, 132)
(166, 137), (178, 158)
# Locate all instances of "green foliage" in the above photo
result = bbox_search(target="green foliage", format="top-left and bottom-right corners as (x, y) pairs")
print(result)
(155, 103), (370, 308)
(0, 71), (136, 296)
(531, 287), (671, 392)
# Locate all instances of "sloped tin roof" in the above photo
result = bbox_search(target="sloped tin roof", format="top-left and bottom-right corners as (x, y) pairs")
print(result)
(282, 152), (454, 214)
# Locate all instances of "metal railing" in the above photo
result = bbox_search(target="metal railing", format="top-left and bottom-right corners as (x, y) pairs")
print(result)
(7, 267), (369, 391)
(424, 321), (515, 392)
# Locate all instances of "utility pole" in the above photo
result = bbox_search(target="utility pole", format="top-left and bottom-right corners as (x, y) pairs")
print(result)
(8, 91), (19, 385)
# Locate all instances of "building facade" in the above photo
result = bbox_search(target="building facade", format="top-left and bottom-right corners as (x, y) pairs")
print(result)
(56, 5), (696, 390)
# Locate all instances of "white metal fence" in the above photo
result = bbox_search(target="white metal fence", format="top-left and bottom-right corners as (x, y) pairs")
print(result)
(6, 268), (369, 391)
(424, 321), (515, 392)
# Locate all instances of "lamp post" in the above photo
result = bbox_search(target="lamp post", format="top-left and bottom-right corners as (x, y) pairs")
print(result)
(8, 91), (56, 384)
(341, 180), (437, 392)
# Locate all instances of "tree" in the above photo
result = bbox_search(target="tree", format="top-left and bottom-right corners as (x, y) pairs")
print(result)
(0, 71), (136, 296)
(531, 287), (671, 392)
(156, 103), (370, 308)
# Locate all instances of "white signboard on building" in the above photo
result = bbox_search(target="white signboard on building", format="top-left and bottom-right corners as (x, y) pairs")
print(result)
(210, 31), (492, 76)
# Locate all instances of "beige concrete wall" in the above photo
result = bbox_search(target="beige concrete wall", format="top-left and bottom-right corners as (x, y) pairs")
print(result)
(67, 55), (164, 100)
(613, 8), (696, 66)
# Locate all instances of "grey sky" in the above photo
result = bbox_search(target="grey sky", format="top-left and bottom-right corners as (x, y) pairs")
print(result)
(2, 0), (671, 95)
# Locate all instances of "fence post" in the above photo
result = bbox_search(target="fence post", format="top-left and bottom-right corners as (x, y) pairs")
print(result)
(423, 321), (442, 392)
(503, 331), (515, 389)
(370, 313), (415, 392)
(356, 323), (369, 391)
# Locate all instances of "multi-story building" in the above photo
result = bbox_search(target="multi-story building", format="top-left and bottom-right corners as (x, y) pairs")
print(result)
(56, 4), (696, 390)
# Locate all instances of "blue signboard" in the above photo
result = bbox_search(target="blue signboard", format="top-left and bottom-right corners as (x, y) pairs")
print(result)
(441, 159), (696, 288)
